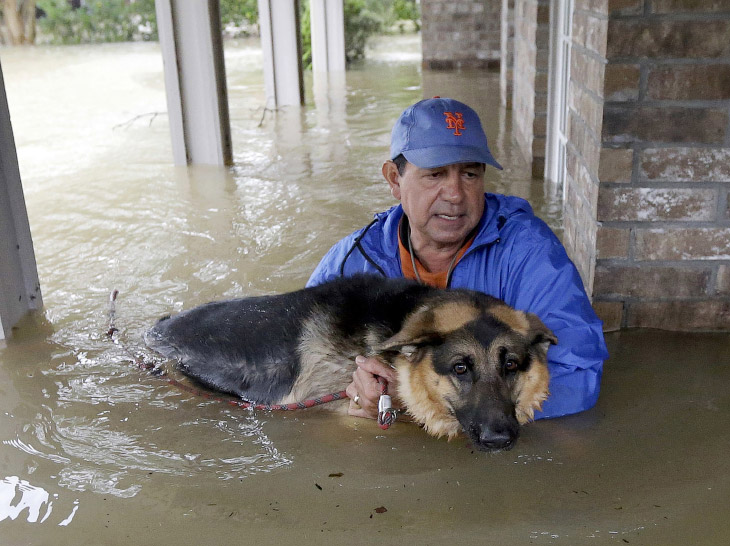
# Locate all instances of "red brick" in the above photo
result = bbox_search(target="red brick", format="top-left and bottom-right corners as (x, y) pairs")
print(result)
(421, 0), (502, 65)
(569, 112), (602, 170)
(648, 64), (730, 100)
(599, 148), (633, 183)
(598, 187), (717, 222)
(602, 107), (728, 145)
(593, 301), (624, 331)
(572, 49), (605, 97)
(607, 20), (730, 59)
(596, 227), (631, 258)
(635, 228), (730, 260)
(609, 0), (643, 14)
(566, 150), (600, 206)
(653, 0), (730, 13)
(640, 148), (730, 182)
(718, 265), (730, 295)
(534, 113), (547, 137)
(534, 93), (547, 111)
(532, 136), (547, 157)
(594, 264), (711, 298)
(604, 63), (641, 101)
(579, 0), (610, 13)
(534, 71), (549, 91)
(571, 83), (604, 134)
(536, 27), (551, 50)
(573, 10), (608, 57)
(627, 301), (730, 331)
(531, 156), (545, 178)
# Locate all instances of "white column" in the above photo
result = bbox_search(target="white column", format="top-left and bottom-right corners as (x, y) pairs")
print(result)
(545, 0), (573, 185)
(258, 0), (304, 107)
(310, 0), (346, 73)
(0, 61), (43, 340)
(155, 0), (232, 166)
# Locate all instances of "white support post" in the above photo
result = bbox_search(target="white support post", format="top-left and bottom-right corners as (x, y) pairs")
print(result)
(310, 0), (346, 73)
(155, 0), (232, 166)
(257, 0), (304, 107)
(0, 61), (43, 340)
(545, 0), (573, 186)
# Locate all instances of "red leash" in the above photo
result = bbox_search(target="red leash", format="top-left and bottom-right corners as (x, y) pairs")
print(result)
(107, 290), (396, 427)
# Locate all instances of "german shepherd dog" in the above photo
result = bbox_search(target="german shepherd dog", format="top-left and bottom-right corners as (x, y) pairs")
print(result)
(144, 275), (556, 451)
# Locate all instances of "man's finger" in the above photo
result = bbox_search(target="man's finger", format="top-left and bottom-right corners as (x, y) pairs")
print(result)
(355, 355), (396, 382)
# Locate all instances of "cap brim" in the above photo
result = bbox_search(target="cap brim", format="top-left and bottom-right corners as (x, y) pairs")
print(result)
(402, 145), (503, 170)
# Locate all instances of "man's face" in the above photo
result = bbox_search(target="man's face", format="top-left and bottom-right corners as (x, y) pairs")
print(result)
(384, 161), (486, 249)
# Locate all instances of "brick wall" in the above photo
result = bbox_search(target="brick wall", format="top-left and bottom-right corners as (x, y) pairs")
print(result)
(420, 0), (501, 70)
(512, 0), (537, 167)
(532, 0), (550, 177)
(512, 0), (550, 177)
(594, 0), (730, 331)
(500, 0), (515, 108)
(562, 0), (608, 293)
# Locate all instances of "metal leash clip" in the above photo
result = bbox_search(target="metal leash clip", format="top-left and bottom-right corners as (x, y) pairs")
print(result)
(377, 394), (397, 430)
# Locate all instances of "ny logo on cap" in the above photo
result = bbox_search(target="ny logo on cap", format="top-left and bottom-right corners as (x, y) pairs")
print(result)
(444, 111), (464, 136)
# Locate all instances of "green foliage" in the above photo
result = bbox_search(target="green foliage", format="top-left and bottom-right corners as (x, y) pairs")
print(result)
(33, 0), (418, 68)
(35, 0), (259, 45)
(342, 0), (383, 64)
(392, 0), (420, 32)
(36, 0), (158, 44)
(302, 0), (415, 69)
(301, 2), (313, 69)
(219, 0), (258, 37)
(220, 0), (257, 25)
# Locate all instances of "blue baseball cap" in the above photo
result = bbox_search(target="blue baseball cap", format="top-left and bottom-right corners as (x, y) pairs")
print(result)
(390, 97), (502, 170)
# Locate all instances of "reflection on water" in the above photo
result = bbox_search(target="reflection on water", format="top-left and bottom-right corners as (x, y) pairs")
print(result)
(1, 35), (729, 544)
(0, 476), (52, 523)
(0, 475), (78, 526)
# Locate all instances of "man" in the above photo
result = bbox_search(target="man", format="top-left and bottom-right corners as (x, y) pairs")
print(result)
(307, 97), (608, 422)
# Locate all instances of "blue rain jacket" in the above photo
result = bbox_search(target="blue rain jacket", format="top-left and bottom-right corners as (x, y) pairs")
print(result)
(307, 193), (608, 419)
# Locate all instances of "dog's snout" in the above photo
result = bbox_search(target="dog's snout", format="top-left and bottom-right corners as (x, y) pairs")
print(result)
(469, 419), (519, 451)
(480, 426), (516, 450)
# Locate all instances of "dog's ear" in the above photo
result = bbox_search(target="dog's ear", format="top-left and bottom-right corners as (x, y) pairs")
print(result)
(376, 332), (443, 363)
(374, 305), (443, 363)
(525, 312), (558, 354)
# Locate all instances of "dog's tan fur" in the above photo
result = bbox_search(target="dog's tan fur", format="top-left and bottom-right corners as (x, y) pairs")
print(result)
(286, 309), (356, 406)
(513, 354), (550, 423)
(395, 357), (456, 438)
(489, 306), (530, 337)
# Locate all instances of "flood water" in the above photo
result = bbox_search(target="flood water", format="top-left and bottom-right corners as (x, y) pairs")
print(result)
(1, 35), (729, 544)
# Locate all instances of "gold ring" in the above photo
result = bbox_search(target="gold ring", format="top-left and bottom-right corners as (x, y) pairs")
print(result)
(353, 394), (361, 407)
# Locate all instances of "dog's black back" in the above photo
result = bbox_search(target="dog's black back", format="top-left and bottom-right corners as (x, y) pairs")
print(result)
(145, 275), (435, 403)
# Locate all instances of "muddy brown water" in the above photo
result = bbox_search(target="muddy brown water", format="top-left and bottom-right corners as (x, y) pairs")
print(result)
(1, 36), (729, 544)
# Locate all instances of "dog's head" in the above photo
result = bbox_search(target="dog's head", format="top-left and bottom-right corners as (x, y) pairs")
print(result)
(376, 294), (556, 451)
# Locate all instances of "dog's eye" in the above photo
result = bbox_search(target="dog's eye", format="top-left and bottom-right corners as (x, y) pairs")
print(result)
(504, 358), (519, 373)
(451, 355), (473, 376)
(453, 362), (469, 375)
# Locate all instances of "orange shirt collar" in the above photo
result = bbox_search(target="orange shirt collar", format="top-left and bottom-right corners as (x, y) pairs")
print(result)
(398, 217), (474, 289)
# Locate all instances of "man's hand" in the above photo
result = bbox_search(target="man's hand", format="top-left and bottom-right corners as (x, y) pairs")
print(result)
(346, 355), (398, 419)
